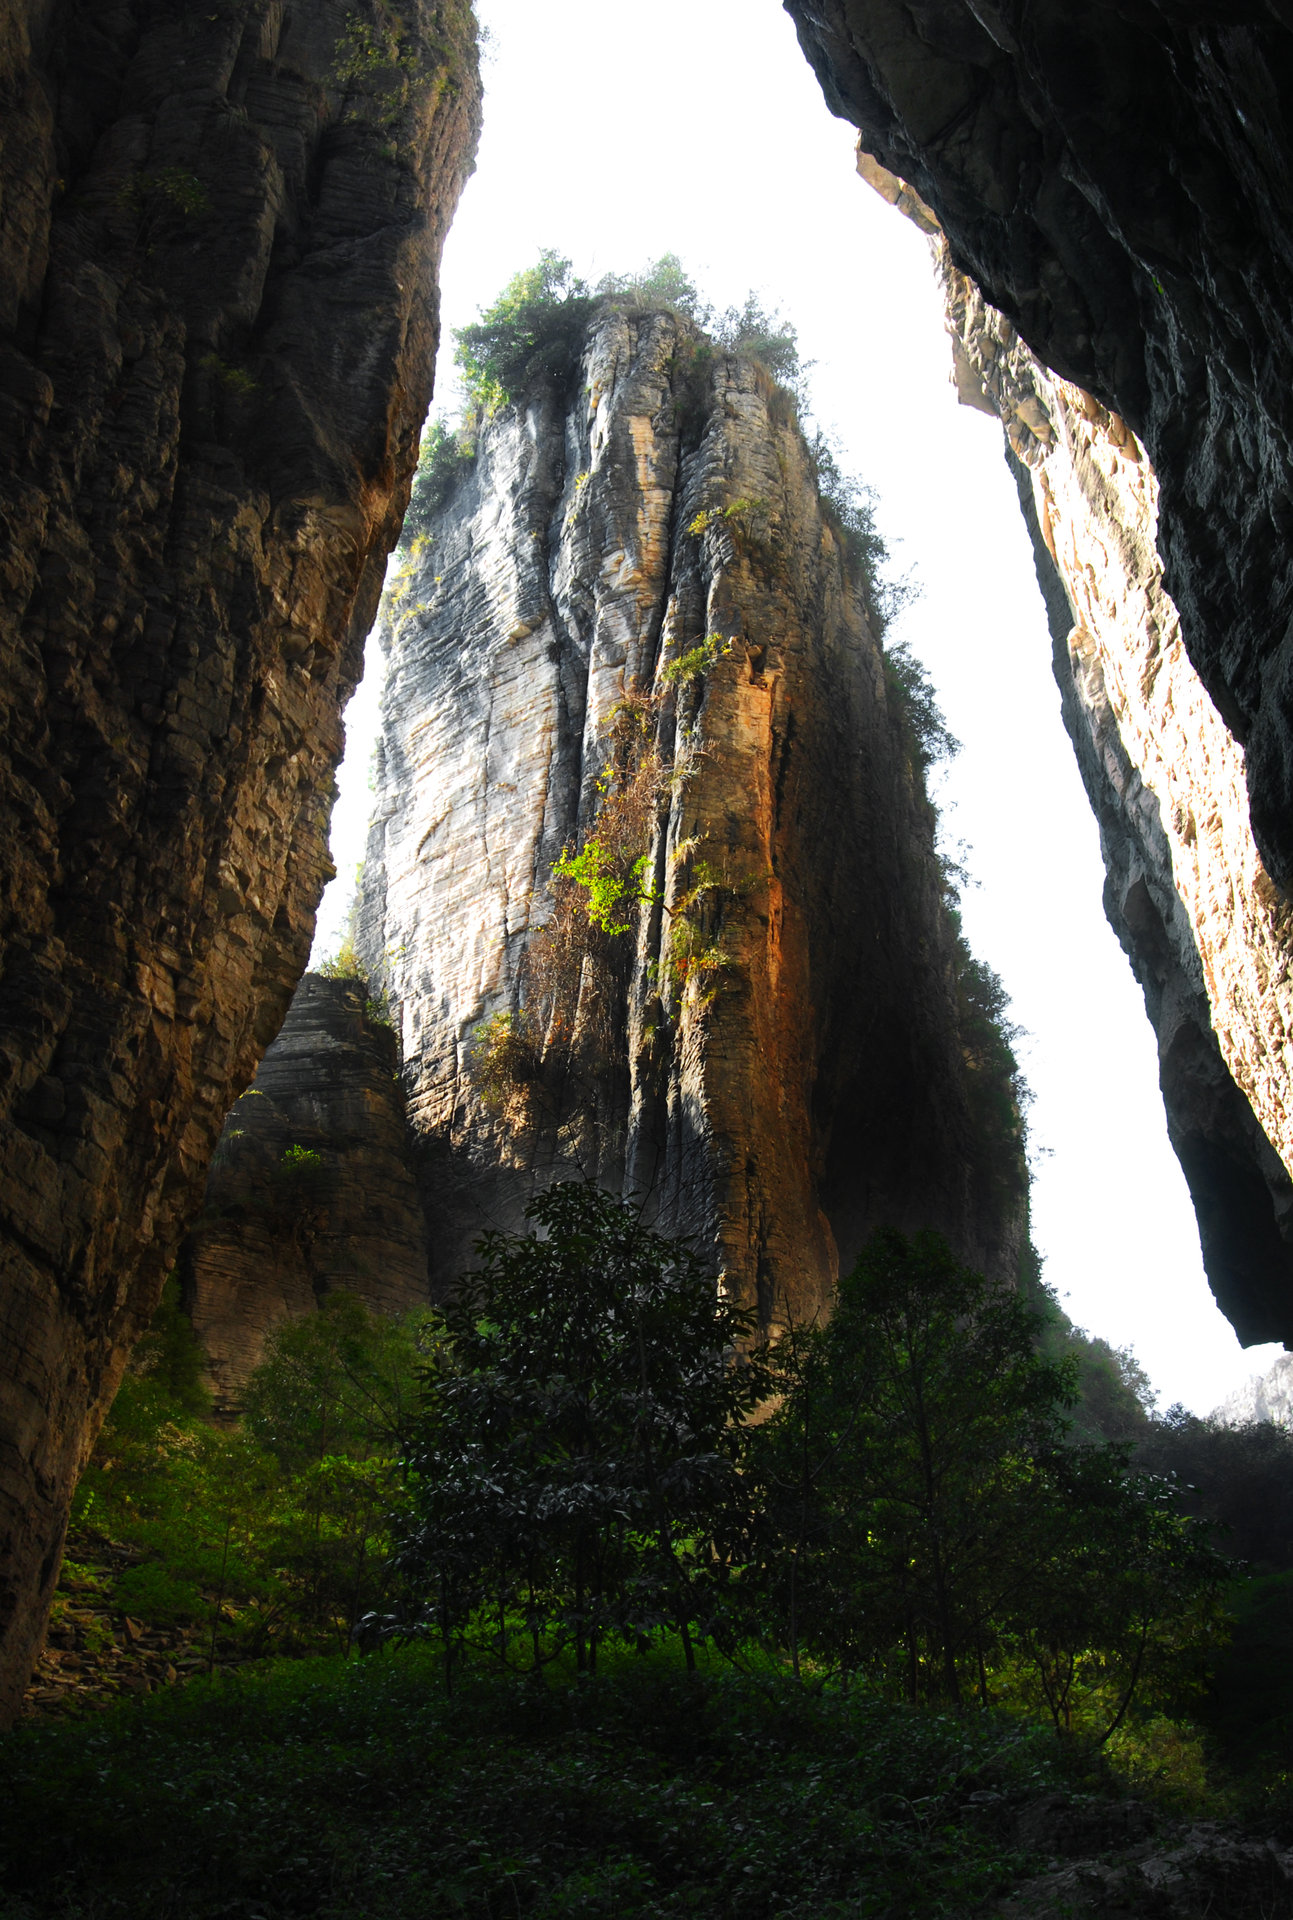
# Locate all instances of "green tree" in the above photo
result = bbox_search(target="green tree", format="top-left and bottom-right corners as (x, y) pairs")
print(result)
(753, 1231), (1226, 1728)
(598, 252), (702, 316)
(753, 1230), (1075, 1702)
(454, 251), (596, 408)
(1004, 1443), (1228, 1743)
(399, 416), (476, 548)
(397, 1183), (769, 1678)
(243, 1290), (437, 1471)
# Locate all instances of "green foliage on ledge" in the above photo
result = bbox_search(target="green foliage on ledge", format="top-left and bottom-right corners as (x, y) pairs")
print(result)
(455, 250), (597, 410)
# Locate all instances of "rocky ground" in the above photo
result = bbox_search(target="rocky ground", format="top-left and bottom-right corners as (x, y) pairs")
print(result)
(20, 1527), (258, 1719)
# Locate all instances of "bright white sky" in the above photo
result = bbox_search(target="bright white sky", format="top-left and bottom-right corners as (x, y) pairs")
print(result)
(313, 0), (1284, 1413)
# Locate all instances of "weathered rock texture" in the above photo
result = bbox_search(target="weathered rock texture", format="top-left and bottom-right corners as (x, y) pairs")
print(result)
(786, 0), (1293, 892)
(0, 0), (478, 1720)
(358, 307), (1026, 1320)
(1214, 1351), (1293, 1429)
(909, 191), (1293, 1345)
(794, 3), (1293, 1342)
(180, 973), (429, 1414)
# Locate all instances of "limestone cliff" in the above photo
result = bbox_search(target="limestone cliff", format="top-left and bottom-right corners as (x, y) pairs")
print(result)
(786, 0), (1293, 892)
(1214, 1353), (1293, 1430)
(898, 178), (1293, 1345)
(0, 0), (478, 1719)
(790, 4), (1293, 1343)
(181, 973), (428, 1415)
(357, 305), (1026, 1321)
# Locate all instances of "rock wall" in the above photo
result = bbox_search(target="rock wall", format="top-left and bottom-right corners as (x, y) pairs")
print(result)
(896, 175), (1293, 1345)
(1214, 1352), (1293, 1430)
(793, 4), (1293, 1343)
(357, 306), (1026, 1321)
(785, 0), (1293, 893)
(181, 973), (429, 1415)
(0, 0), (478, 1720)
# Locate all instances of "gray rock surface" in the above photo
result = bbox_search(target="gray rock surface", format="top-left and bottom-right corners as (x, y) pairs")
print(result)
(786, 0), (1293, 897)
(181, 974), (429, 1415)
(358, 306), (1027, 1319)
(1213, 1352), (1293, 1430)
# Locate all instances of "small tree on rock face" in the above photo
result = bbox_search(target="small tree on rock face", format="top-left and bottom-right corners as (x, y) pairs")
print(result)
(454, 251), (596, 409)
(397, 1183), (769, 1678)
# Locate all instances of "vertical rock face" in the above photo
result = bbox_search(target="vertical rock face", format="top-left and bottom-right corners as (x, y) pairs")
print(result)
(948, 251), (1293, 1344)
(851, 120), (1293, 1340)
(182, 974), (429, 1415)
(358, 307), (1025, 1320)
(784, 1), (1293, 894)
(0, 0), (478, 1718)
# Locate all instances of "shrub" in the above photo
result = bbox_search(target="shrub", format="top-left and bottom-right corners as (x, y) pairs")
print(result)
(454, 251), (596, 409)
(883, 640), (960, 771)
(598, 252), (702, 316)
(466, 1009), (542, 1112)
(398, 416), (476, 547)
(660, 632), (732, 686)
(714, 292), (806, 404)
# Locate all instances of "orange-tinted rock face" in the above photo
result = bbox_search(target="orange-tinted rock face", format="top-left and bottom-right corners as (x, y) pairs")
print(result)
(357, 308), (1026, 1324)
(0, 0), (479, 1721)
(182, 974), (429, 1415)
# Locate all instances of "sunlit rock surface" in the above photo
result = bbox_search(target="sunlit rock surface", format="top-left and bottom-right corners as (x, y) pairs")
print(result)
(0, 0), (478, 1720)
(181, 974), (429, 1415)
(936, 236), (1293, 1345)
(1214, 1353), (1293, 1431)
(357, 307), (1025, 1321)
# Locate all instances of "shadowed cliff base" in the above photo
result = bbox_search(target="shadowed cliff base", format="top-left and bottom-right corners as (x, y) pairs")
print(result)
(0, 0), (480, 1723)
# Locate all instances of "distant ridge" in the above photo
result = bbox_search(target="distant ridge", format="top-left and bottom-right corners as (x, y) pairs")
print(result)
(1212, 1352), (1293, 1428)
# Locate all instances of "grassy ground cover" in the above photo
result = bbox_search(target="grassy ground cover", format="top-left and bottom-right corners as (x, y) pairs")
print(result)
(0, 1647), (1104, 1919)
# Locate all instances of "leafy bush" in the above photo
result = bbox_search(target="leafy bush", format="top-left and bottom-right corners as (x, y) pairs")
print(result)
(660, 632), (733, 686)
(398, 415), (476, 547)
(0, 1651), (1106, 1920)
(954, 936), (1031, 1209)
(598, 251), (702, 316)
(715, 292), (806, 403)
(552, 838), (656, 936)
(454, 251), (596, 409)
(884, 639), (960, 772)
(466, 1008), (543, 1112)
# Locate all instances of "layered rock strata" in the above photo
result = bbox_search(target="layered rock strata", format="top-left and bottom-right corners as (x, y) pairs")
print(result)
(181, 973), (429, 1415)
(918, 194), (1293, 1345)
(785, 3), (1293, 893)
(803, 6), (1293, 1342)
(357, 307), (1025, 1319)
(0, 0), (478, 1720)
